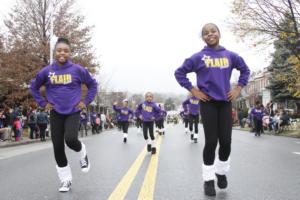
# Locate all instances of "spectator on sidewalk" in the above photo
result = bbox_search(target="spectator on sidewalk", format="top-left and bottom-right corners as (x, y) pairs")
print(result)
(272, 110), (281, 133)
(100, 112), (107, 132)
(267, 101), (274, 117)
(237, 108), (244, 128)
(37, 108), (49, 141)
(90, 111), (97, 134)
(0, 109), (5, 129)
(28, 110), (38, 139)
(13, 116), (22, 141)
(2, 106), (11, 128)
(279, 110), (290, 130)
(95, 114), (101, 134)
(262, 114), (270, 131)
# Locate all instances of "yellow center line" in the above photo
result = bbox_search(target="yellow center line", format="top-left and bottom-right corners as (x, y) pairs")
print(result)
(108, 146), (147, 200)
(138, 135), (163, 200)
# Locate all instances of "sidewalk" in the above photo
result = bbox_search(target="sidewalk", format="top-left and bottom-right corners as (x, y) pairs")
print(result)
(233, 126), (300, 138)
(0, 127), (115, 148)
(0, 138), (44, 148)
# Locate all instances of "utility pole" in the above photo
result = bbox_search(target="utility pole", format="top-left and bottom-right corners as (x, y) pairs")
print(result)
(49, 0), (57, 64)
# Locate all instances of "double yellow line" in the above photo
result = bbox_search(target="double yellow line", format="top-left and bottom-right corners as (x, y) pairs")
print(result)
(108, 135), (163, 200)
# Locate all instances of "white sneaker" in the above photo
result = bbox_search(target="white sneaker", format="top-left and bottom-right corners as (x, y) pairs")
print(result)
(80, 155), (90, 173)
(59, 180), (72, 192)
(185, 128), (188, 134)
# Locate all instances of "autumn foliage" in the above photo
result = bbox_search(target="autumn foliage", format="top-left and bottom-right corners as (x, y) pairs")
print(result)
(0, 0), (99, 106)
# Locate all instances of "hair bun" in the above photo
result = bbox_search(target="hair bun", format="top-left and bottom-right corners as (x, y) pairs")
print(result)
(56, 37), (70, 45)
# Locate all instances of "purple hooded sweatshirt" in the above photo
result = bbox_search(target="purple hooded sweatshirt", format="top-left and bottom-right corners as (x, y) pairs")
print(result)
(181, 103), (189, 119)
(136, 101), (161, 122)
(251, 108), (264, 121)
(134, 109), (141, 119)
(113, 105), (134, 122)
(80, 112), (88, 122)
(180, 111), (188, 119)
(175, 46), (250, 101)
(182, 97), (200, 115)
(30, 60), (97, 115)
(155, 109), (167, 121)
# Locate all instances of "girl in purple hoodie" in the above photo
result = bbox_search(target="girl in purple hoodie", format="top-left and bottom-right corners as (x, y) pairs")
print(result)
(30, 38), (97, 192)
(113, 99), (134, 143)
(182, 93), (201, 143)
(136, 92), (161, 154)
(155, 104), (167, 135)
(175, 23), (250, 196)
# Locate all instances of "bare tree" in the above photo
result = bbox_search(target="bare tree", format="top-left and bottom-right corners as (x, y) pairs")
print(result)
(229, 0), (300, 58)
(1, 0), (100, 104)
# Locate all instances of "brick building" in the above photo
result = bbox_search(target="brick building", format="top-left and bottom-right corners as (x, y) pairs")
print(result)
(235, 67), (271, 108)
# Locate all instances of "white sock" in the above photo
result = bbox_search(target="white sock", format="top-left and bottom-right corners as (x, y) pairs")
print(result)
(202, 164), (215, 181)
(151, 140), (156, 148)
(56, 164), (72, 182)
(79, 142), (87, 159)
(147, 139), (151, 145)
(215, 157), (230, 175)
(123, 133), (128, 138)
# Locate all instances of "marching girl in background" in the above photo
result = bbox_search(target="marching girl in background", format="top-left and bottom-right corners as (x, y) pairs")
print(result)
(136, 92), (161, 154)
(135, 105), (143, 133)
(155, 104), (167, 135)
(113, 99), (134, 143)
(179, 105), (189, 134)
(182, 94), (201, 143)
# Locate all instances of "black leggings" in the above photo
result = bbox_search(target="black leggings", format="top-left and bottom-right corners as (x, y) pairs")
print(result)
(38, 123), (47, 139)
(189, 114), (199, 133)
(254, 119), (263, 135)
(50, 110), (82, 167)
(136, 118), (142, 128)
(143, 121), (155, 140)
(79, 122), (88, 136)
(184, 118), (189, 128)
(200, 101), (232, 165)
(120, 121), (129, 133)
(156, 119), (164, 129)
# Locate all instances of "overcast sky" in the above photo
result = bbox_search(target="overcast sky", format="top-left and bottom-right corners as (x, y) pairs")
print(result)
(0, 0), (273, 95)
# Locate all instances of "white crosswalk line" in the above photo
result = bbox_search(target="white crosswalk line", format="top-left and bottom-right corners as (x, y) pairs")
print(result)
(292, 152), (300, 155)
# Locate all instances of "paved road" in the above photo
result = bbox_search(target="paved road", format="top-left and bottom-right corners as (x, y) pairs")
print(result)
(0, 124), (300, 200)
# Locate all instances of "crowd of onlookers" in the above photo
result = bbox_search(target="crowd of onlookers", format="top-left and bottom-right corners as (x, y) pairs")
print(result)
(0, 103), (117, 142)
(233, 101), (299, 136)
(1, 101), (298, 142)
(0, 105), (51, 142)
(78, 109), (116, 137)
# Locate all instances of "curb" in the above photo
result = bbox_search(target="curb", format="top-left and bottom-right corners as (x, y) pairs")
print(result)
(233, 127), (300, 139)
(0, 139), (43, 148)
(0, 128), (116, 148)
